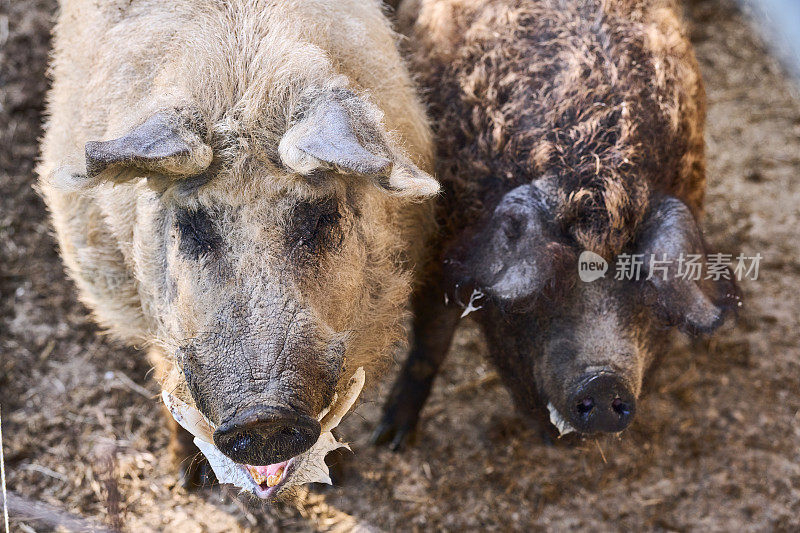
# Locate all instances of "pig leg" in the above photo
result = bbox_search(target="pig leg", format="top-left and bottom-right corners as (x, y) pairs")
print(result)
(148, 348), (215, 489)
(371, 280), (462, 450)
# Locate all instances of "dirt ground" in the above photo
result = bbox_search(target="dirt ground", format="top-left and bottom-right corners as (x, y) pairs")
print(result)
(1, 0), (799, 531)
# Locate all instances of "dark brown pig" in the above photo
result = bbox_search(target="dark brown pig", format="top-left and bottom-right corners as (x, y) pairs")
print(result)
(374, 0), (740, 448)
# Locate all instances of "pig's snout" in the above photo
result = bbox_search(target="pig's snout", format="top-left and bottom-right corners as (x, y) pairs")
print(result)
(213, 405), (321, 466)
(567, 373), (635, 433)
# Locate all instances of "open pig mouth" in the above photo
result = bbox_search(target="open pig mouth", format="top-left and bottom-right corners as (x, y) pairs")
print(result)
(243, 460), (294, 498)
(163, 367), (365, 500)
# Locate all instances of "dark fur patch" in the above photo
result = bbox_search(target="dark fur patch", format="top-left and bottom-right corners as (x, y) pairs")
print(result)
(175, 207), (222, 260)
(285, 197), (347, 265)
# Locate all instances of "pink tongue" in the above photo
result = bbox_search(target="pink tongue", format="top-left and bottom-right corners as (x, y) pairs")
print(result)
(250, 461), (287, 478)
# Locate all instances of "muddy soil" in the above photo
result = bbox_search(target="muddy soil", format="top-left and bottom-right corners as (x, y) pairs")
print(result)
(1, 0), (798, 531)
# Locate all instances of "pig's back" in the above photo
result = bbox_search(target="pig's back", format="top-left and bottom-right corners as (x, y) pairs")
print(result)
(406, 0), (705, 257)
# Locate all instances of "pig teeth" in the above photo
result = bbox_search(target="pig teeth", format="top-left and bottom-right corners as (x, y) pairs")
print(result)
(267, 467), (284, 487)
(247, 465), (285, 488)
(247, 466), (267, 485)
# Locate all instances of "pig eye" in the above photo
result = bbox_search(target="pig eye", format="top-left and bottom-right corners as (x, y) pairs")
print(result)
(175, 207), (221, 259)
(287, 197), (345, 256)
(502, 215), (525, 242)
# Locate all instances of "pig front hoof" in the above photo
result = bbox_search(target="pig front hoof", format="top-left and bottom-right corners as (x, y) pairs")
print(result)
(370, 410), (419, 451)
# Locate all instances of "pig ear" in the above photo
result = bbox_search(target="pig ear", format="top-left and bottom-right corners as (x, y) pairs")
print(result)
(637, 196), (741, 335)
(445, 183), (571, 312)
(83, 111), (213, 182)
(278, 90), (439, 199)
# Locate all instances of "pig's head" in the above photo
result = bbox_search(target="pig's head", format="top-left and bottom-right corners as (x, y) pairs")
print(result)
(59, 86), (437, 496)
(446, 183), (739, 436)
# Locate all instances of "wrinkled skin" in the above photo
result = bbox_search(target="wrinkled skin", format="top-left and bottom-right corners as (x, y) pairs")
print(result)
(159, 189), (365, 426)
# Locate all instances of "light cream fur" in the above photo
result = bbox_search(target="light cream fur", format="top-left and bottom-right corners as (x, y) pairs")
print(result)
(38, 0), (436, 400)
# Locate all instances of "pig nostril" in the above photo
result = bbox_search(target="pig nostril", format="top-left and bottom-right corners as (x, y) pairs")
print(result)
(567, 373), (636, 434)
(229, 434), (253, 454)
(612, 397), (630, 416)
(576, 397), (595, 415)
(278, 427), (300, 441)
